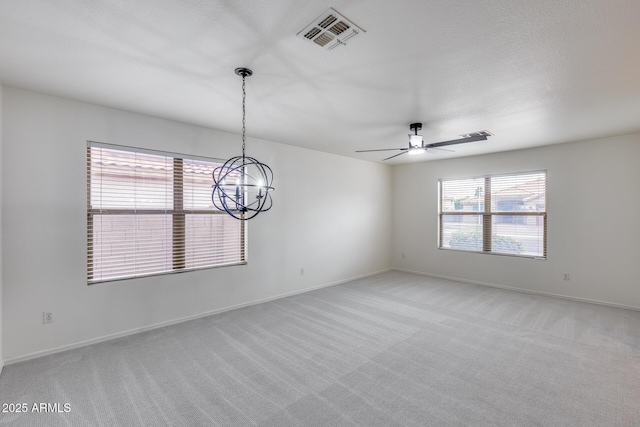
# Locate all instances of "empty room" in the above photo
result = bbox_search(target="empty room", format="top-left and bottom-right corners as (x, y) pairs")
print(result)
(1, 1), (639, 426)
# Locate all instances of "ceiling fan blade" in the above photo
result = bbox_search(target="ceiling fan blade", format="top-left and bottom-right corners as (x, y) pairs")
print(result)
(429, 147), (454, 153)
(426, 134), (487, 149)
(383, 151), (408, 161)
(355, 147), (408, 153)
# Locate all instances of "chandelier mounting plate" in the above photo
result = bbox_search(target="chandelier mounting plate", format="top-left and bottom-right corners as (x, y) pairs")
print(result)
(234, 67), (253, 77)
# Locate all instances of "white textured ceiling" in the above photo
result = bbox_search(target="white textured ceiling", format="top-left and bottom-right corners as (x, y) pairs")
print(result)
(1, 0), (639, 164)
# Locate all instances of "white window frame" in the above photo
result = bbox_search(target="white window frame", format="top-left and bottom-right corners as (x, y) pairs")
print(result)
(87, 141), (246, 284)
(438, 170), (547, 259)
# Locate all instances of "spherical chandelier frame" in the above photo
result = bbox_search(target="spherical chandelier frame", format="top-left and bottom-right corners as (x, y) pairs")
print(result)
(212, 155), (274, 220)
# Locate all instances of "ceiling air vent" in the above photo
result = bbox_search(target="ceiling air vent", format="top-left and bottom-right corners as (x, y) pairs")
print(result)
(297, 8), (365, 51)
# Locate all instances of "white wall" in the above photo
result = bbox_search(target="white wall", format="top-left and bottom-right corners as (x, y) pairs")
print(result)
(0, 84), (4, 373)
(2, 87), (392, 362)
(393, 133), (640, 309)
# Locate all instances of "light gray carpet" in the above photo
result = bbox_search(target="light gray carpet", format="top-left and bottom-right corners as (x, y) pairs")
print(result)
(1, 271), (640, 426)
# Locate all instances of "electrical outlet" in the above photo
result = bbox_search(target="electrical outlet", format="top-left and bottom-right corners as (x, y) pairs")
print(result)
(300, 267), (304, 276)
(563, 273), (570, 281)
(43, 311), (54, 324)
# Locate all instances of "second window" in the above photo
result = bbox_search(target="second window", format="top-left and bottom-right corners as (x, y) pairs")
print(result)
(438, 171), (547, 258)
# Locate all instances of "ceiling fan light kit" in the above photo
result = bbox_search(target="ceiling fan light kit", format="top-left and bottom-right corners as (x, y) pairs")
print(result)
(356, 122), (492, 161)
(409, 135), (423, 147)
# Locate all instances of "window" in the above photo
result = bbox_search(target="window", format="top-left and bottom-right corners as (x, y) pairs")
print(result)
(438, 171), (546, 258)
(87, 142), (245, 283)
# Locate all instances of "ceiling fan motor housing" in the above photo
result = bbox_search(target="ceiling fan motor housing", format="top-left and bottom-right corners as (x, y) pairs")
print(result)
(408, 123), (423, 147)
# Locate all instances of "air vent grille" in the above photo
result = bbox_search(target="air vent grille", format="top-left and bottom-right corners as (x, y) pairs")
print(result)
(318, 15), (337, 28)
(297, 8), (365, 51)
(304, 27), (321, 40)
(314, 33), (334, 47)
(328, 21), (349, 35)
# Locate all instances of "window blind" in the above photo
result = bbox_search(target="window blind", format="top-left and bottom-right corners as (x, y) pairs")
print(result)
(439, 171), (546, 258)
(87, 142), (245, 283)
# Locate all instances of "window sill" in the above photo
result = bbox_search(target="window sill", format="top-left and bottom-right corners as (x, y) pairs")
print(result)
(88, 261), (248, 285)
(437, 247), (546, 260)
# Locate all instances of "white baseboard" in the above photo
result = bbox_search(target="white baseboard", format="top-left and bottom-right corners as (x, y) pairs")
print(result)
(394, 268), (640, 312)
(4, 269), (391, 365)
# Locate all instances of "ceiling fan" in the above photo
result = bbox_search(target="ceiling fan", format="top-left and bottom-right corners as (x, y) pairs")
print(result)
(356, 123), (492, 161)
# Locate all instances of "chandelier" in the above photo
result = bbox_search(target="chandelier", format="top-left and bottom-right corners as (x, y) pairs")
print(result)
(212, 68), (274, 220)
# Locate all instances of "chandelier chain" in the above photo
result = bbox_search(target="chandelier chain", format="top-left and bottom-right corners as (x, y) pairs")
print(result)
(241, 74), (246, 159)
